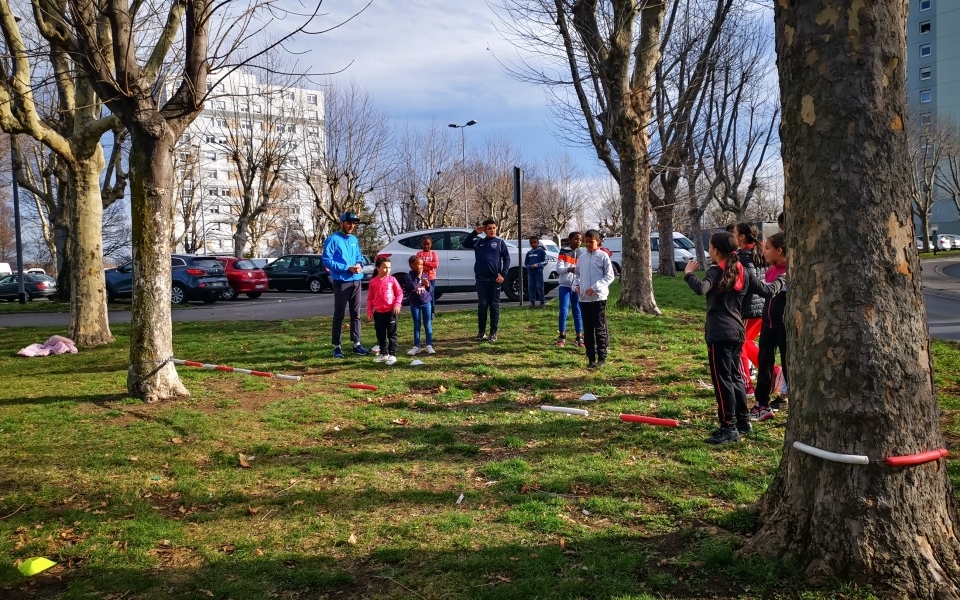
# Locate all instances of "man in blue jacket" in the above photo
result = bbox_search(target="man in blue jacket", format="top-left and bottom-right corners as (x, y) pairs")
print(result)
(463, 219), (510, 342)
(322, 212), (371, 358)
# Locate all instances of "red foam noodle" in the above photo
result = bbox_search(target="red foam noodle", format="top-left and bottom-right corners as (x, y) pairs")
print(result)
(620, 414), (680, 427)
(349, 383), (379, 391)
(885, 448), (948, 467)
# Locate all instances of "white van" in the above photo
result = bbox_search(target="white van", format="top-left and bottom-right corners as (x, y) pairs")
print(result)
(604, 232), (697, 274)
(0, 262), (11, 276)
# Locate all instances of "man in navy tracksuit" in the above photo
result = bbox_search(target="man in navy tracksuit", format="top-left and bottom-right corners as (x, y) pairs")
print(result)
(463, 219), (511, 342)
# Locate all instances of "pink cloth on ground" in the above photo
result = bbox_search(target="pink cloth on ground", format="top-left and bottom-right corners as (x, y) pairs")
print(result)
(17, 335), (78, 357)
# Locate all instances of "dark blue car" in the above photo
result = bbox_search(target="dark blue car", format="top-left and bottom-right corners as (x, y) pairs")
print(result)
(105, 255), (229, 304)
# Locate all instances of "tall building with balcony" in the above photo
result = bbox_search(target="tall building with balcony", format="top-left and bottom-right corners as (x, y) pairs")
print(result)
(906, 0), (960, 234)
(170, 70), (325, 256)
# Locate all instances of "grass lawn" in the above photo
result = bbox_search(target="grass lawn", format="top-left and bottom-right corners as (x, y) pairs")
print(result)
(2, 276), (960, 599)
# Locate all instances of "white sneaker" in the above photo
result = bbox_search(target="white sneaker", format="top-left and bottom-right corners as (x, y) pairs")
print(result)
(385, 355), (397, 366)
(425, 345), (436, 354)
(373, 354), (385, 363)
(407, 346), (421, 356)
(371, 345), (380, 355)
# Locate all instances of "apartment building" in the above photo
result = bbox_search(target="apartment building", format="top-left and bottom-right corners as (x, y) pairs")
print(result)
(170, 70), (325, 255)
(907, 0), (960, 234)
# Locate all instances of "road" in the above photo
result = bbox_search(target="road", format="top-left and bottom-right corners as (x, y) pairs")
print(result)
(4, 285), (960, 342)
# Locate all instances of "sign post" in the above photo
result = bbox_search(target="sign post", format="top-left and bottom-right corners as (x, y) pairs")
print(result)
(514, 167), (523, 306)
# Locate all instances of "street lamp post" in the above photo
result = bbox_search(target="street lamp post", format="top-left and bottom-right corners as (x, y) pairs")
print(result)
(448, 119), (477, 225)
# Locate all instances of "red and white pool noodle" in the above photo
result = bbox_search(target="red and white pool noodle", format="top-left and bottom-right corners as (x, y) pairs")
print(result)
(172, 358), (301, 381)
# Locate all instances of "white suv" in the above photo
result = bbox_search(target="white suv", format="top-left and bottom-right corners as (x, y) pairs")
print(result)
(375, 228), (560, 301)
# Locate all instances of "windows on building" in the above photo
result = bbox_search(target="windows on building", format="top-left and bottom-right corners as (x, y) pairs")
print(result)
(208, 188), (218, 196)
(217, 119), (228, 127)
(207, 170), (218, 179)
(307, 110), (319, 119)
(216, 100), (226, 109)
(920, 89), (932, 103)
(920, 113), (932, 126)
(206, 135), (216, 143)
(307, 94), (318, 104)
(920, 0), (931, 10)
(920, 43), (931, 57)
(920, 66), (932, 80)
(206, 152), (216, 160)
(254, 105), (263, 113)
(284, 91), (295, 100)
(920, 21), (931, 34)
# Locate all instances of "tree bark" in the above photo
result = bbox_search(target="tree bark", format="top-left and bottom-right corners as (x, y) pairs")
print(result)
(126, 130), (188, 402)
(66, 151), (113, 346)
(742, 2), (960, 596)
(617, 150), (659, 313)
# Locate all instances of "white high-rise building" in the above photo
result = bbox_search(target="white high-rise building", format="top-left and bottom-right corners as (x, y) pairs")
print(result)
(169, 70), (325, 256)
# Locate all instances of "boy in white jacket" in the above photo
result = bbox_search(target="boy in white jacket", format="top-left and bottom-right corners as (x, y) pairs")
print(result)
(574, 230), (616, 368)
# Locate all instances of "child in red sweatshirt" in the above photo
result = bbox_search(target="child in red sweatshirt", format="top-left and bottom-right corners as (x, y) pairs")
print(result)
(366, 257), (403, 365)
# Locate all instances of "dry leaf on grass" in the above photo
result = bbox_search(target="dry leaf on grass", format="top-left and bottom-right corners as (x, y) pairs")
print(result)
(391, 418), (409, 426)
(247, 507), (260, 515)
(170, 437), (183, 444)
(347, 533), (358, 545)
(238, 453), (251, 468)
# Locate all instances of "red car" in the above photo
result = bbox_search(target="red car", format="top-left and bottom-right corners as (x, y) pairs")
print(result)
(213, 257), (269, 300)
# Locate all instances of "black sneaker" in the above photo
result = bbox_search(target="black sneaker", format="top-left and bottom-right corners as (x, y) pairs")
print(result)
(476, 333), (487, 342)
(770, 395), (788, 411)
(737, 421), (753, 435)
(587, 361), (598, 369)
(489, 334), (498, 342)
(705, 427), (741, 445)
(353, 344), (371, 356)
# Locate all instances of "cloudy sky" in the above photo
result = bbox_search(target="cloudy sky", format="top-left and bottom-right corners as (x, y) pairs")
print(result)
(299, 0), (604, 177)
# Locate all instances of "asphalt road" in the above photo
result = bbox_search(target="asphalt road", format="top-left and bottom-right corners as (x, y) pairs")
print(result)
(4, 286), (960, 342)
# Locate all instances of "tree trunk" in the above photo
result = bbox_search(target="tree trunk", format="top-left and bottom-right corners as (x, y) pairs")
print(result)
(66, 151), (113, 346)
(126, 131), (189, 402)
(617, 152), (659, 313)
(742, 3), (960, 596)
(655, 205), (675, 276)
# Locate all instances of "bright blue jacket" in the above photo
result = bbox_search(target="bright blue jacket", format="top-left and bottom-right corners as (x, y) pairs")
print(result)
(321, 231), (364, 282)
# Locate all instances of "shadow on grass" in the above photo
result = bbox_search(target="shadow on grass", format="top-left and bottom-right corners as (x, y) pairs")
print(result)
(1, 528), (810, 600)
(0, 391), (130, 407)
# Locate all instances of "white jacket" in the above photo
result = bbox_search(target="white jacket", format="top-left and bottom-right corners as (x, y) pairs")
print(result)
(574, 249), (615, 302)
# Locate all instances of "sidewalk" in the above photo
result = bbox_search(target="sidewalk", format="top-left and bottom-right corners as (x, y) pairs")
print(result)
(920, 257), (960, 301)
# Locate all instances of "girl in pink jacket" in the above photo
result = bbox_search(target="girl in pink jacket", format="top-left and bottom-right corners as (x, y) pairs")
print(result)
(366, 257), (404, 365)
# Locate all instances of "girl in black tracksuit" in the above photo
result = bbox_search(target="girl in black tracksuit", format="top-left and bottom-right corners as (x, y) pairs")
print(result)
(684, 231), (749, 445)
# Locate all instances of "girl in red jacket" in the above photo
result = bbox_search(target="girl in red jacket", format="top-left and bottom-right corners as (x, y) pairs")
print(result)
(366, 257), (403, 365)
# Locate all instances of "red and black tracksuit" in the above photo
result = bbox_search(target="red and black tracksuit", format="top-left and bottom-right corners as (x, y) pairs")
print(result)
(685, 263), (749, 431)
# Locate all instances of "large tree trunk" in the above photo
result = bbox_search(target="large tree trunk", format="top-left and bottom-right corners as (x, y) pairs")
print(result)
(655, 204), (675, 276)
(618, 152), (659, 313)
(742, 2), (960, 596)
(66, 151), (113, 346)
(126, 131), (189, 402)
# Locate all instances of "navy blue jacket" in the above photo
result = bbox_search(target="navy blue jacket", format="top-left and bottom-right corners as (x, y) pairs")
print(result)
(463, 231), (511, 282)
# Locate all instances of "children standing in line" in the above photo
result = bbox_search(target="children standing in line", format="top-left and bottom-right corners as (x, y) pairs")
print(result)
(574, 230), (615, 369)
(403, 256), (435, 356)
(366, 257), (403, 366)
(749, 233), (788, 420)
(684, 232), (750, 445)
(417, 236), (439, 318)
(556, 232), (584, 348)
(525, 235), (547, 308)
(734, 223), (767, 397)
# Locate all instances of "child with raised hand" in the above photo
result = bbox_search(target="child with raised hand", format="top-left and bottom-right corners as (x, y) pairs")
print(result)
(402, 255), (435, 356)
(416, 236), (439, 317)
(749, 233), (788, 421)
(574, 230), (615, 369)
(366, 257), (403, 366)
(684, 231), (750, 445)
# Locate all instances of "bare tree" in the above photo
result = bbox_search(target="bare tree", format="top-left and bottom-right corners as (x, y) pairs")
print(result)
(0, 6), (130, 346)
(741, 3), (960, 595)
(0, 197), (13, 261)
(299, 79), (392, 250)
(594, 176), (623, 236)
(935, 119), (960, 222)
(472, 136), (523, 239)
(526, 153), (589, 243)
(57, 0), (321, 401)
(909, 112), (959, 250)
(385, 122), (459, 236)
(496, 0), (666, 313)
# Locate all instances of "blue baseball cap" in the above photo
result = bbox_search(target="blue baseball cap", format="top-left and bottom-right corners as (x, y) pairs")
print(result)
(339, 211), (361, 222)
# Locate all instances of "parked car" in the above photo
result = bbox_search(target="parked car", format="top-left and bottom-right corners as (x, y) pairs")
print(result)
(104, 254), (229, 304)
(0, 273), (57, 301)
(26, 268), (46, 275)
(917, 235), (953, 252)
(375, 227), (560, 302)
(604, 232), (697, 274)
(212, 257), (269, 300)
(247, 258), (274, 269)
(261, 254), (330, 293)
(361, 254), (375, 286)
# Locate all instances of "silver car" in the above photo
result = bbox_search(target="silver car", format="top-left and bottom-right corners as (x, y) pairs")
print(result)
(374, 227), (560, 301)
